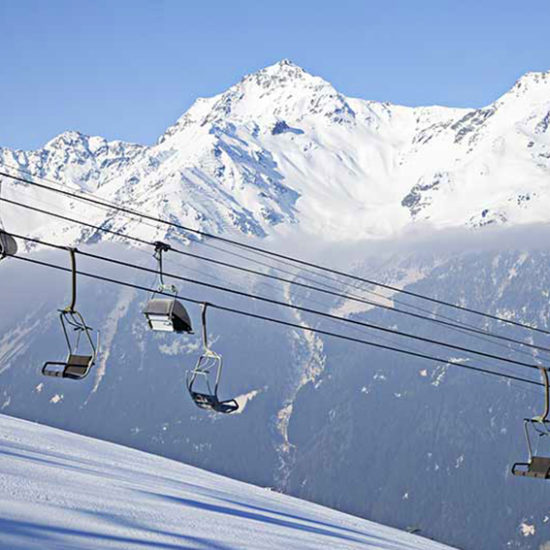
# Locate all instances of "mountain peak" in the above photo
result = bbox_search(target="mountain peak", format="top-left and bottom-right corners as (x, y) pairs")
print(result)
(239, 59), (316, 91)
(261, 58), (304, 74)
(496, 69), (550, 106)
(514, 69), (550, 87)
(44, 130), (89, 150)
(268, 58), (299, 69)
(159, 59), (353, 142)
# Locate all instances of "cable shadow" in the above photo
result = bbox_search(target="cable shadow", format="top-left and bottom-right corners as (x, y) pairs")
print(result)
(216, 495), (386, 542)
(0, 516), (230, 550)
(138, 489), (398, 547)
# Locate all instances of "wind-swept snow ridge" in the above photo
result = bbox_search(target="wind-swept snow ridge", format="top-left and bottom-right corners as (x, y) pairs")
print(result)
(0, 414), (452, 550)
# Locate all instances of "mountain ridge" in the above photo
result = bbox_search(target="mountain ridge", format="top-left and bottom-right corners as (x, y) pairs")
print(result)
(1, 60), (550, 245)
(2, 61), (550, 550)
(7, 61), (550, 150)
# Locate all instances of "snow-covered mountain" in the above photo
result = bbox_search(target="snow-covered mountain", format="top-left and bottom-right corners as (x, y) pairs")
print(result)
(0, 413), (453, 549)
(2, 59), (550, 245)
(2, 61), (550, 550)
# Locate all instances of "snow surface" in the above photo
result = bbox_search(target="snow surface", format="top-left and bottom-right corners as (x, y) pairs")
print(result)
(0, 414), (452, 550)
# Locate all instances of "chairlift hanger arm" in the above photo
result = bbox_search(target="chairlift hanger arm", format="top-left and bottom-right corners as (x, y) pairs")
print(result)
(534, 367), (550, 423)
(201, 303), (209, 350)
(65, 247), (77, 313)
(152, 240), (176, 293)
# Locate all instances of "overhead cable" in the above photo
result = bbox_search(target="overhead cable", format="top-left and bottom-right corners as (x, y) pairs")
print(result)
(1, 168), (547, 336)
(8, 253), (543, 388)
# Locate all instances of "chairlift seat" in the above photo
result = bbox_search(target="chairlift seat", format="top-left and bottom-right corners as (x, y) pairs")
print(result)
(189, 391), (239, 414)
(0, 230), (17, 258)
(512, 456), (550, 479)
(143, 298), (192, 333)
(186, 302), (239, 414)
(41, 249), (99, 382)
(42, 354), (94, 380)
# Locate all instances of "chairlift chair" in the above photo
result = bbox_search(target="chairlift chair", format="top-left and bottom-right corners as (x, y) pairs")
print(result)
(512, 367), (550, 480)
(42, 248), (99, 380)
(186, 303), (239, 414)
(0, 178), (17, 260)
(0, 230), (17, 260)
(143, 241), (192, 334)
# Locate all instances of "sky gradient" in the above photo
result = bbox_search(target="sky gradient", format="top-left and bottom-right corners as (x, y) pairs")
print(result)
(1, 0), (549, 150)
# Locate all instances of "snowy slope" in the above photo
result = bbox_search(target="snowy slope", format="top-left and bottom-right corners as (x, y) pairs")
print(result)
(0, 414), (452, 550)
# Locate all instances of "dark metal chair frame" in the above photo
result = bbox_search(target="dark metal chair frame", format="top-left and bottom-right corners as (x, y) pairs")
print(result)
(186, 303), (239, 414)
(0, 180), (17, 260)
(0, 229), (17, 260)
(42, 247), (99, 380)
(512, 367), (550, 480)
(143, 241), (193, 334)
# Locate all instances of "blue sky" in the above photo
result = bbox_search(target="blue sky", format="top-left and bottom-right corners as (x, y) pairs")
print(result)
(1, 0), (549, 150)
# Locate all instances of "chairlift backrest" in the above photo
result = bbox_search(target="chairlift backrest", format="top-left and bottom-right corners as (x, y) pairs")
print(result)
(143, 297), (193, 333)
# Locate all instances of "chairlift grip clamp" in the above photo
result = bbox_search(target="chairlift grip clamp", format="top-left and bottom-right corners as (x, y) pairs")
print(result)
(153, 241), (171, 254)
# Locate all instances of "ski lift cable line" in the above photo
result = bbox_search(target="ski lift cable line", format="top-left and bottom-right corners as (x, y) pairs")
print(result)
(3, 196), (549, 359)
(6, 248), (544, 396)
(140, 250), (530, 382)
(5, 197), (537, 371)
(13, 230), (548, 372)
(199, 238), (547, 357)
(2, 192), (502, 345)
(7, 252), (544, 389)
(7, 168), (550, 336)
(10, 195), (541, 367)
(1, 168), (548, 337)
(0, 193), (433, 370)
(9, 232), (548, 373)
(0, 198), (437, 363)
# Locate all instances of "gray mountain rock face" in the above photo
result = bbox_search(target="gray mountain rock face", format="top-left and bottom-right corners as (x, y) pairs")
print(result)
(1, 61), (550, 549)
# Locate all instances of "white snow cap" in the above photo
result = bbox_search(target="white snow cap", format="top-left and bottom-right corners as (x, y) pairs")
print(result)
(2, 60), (550, 245)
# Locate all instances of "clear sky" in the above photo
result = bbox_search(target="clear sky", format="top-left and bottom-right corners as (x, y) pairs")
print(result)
(1, 0), (549, 150)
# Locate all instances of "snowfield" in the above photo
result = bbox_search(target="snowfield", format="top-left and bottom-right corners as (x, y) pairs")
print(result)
(0, 414), (453, 550)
